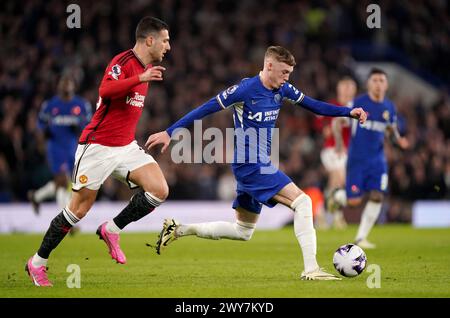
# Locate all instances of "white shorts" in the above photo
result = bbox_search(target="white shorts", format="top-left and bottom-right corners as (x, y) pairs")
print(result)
(72, 141), (156, 191)
(320, 147), (347, 172)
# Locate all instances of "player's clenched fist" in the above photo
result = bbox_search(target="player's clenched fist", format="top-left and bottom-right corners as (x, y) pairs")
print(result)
(350, 107), (367, 124)
(139, 66), (166, 82)
(145, 131), (171, 153)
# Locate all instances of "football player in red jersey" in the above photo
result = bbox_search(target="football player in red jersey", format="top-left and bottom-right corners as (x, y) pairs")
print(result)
(26, 17), (171, 286)
(314, 76), (357, 229)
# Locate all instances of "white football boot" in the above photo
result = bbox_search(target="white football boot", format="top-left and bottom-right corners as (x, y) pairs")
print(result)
(156, 218), (179, 255)
(301, 268), (342, 281)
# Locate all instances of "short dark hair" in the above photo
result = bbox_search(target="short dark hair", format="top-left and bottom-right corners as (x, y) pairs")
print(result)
(135, 17), (169, 41)
(368, 68), (387, 78)
(338, 75), (356, 83)
(265, 46), (296, 66)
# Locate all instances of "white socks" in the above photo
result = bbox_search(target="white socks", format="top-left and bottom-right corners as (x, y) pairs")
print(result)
(176, 220), (256, 241)
(291, 193), (319, 273)
(31, 253), (48, 268)
(106, 220), (121, 234)
(355, 200), (382, 242)
(34, 181), (56, 203)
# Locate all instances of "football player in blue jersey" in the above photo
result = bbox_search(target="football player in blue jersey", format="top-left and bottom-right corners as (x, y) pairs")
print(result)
(147, 46), (367, 280)
(28, 76), (92, 214)
(329, 68), (409, 249)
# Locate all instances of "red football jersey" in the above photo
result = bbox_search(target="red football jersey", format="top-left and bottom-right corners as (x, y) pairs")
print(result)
(79, 49), (150, 146)
(313, 99), (351, 149)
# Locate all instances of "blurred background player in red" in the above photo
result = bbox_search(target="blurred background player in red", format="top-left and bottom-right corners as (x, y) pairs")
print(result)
(28, 76), (91, 215)
(314, 76), (357, 229)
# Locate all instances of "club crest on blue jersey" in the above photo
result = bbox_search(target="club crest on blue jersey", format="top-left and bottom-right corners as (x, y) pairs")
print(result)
(274, 93), (281, 104)
(222, 84), (238, 100)
(109, 64), (121, 80)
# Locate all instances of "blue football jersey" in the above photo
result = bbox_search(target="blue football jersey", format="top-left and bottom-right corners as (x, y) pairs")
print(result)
(165, 74), (352, 212)
(38, 95), (92, 149)
(216, 75), (304, 167)
(348, 93), (397, 162)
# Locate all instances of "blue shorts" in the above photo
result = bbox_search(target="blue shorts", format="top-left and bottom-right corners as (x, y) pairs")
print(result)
(346, 159), (388, 199)
(47, 143), (75, 175)
(231, 164), (292, 214)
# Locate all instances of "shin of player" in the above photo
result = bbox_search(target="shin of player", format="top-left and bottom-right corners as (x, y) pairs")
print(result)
(332, 188), (383, 247)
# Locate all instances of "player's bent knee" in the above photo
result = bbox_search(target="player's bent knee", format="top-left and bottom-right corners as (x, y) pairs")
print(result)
(144, 182), (169, 202)
(68, 190), (96, 218)
(70, 199), (94, 219)
(291, 193), (313, 216)
(68, 202), (90, 219)
(235, 220), (256, 241)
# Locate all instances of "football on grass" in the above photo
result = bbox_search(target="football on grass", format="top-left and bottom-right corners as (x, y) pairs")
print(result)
(333, 244), (367, 277)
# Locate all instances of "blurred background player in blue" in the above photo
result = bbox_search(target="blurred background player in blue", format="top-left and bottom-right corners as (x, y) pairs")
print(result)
(28, 76), (92, 214)
(330, 68), (409, 249)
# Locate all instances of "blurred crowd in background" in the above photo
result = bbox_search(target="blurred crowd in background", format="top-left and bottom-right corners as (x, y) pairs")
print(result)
(0, 0), (449, 223)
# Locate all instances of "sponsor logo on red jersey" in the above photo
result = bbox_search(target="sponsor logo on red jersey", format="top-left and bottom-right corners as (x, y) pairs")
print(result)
(126, 92), (145, 108)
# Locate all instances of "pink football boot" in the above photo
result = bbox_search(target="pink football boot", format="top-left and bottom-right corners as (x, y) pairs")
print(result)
(25, 257), (53, 287)
(96, 222), (127, 264)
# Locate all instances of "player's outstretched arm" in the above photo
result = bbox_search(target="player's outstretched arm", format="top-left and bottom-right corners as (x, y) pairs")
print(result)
(99, 66), (166, 100)
(145, 97), (224, 153)
(299, 96), (367, 124)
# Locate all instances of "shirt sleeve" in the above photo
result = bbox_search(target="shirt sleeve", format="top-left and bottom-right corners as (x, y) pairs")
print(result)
(281, 82), (305, 104)
(99, 59), (140, 99)
(299, 96), (352, 117)
(166, 97), (224, 137)
(282, 83), (351, 117)
(215, 81), (247, 109)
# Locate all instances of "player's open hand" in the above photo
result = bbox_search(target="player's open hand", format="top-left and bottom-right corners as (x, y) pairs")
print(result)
(145, 131), (171, 153)
(139, 66), (166, 82)
(350, 108), (367, 124)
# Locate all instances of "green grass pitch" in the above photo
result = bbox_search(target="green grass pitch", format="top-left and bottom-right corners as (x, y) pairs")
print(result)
(1, 225), (449, 298)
